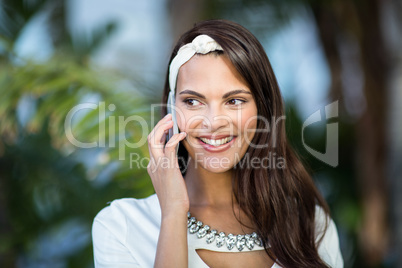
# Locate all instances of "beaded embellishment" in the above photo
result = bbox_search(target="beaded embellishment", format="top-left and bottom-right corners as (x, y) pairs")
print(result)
(187, 212), (264, 251)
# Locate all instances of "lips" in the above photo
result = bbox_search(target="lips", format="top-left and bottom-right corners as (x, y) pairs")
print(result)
(197, 135), (237, 152)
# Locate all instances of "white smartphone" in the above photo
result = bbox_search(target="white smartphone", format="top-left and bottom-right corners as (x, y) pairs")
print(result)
(166, 91), (179, 154)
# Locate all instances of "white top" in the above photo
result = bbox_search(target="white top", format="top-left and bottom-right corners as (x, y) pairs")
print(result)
(92, 194), (344, 268)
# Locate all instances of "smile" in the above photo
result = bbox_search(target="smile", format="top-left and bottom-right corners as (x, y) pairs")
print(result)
(197, 136), (237, 153)
(199, 136), (234, 146)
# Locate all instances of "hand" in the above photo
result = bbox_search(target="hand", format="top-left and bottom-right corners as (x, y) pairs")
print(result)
(147, 114), (189, 218)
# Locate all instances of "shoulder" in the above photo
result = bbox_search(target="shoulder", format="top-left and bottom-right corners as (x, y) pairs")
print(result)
(92, 194), (161, 267)
(314, 206), (344, 268)
(95, 194), (160, 221)
(93, 194), (161, 240)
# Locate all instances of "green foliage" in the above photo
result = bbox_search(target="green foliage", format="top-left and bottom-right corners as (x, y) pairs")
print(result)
(0, 54), (156, 267)
(0, 0), (48, 41)
(0, 1), (155, 267)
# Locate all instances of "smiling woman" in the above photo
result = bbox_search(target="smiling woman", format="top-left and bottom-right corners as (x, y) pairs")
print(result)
(92, 19), (343, 268)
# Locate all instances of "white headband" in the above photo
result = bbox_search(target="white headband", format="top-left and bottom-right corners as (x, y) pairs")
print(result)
(168, 34), (223, 92)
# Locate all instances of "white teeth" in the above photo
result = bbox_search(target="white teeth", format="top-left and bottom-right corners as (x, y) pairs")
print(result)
(199, 137), (233, 147)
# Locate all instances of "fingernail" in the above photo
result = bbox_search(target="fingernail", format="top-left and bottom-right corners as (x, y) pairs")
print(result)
(164, 114), (172, 118)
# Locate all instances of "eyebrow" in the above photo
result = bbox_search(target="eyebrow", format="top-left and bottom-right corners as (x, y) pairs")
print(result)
(178, 89), (252, 99)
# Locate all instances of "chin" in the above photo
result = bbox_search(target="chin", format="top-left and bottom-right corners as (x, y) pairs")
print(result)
(198, 161), (234, 174)
(190, 151), (238, 173)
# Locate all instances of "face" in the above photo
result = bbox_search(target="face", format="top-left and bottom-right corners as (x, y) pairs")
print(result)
(175, 53), (258, 173)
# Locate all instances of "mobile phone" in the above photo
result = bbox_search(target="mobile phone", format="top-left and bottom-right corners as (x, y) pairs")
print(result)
(166, 91), (179, 154)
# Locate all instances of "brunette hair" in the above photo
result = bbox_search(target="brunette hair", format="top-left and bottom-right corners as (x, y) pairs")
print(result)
(161, 19), (330, 268)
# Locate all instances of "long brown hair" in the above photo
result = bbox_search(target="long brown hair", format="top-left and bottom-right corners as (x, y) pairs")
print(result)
(161, 19), (330, 268)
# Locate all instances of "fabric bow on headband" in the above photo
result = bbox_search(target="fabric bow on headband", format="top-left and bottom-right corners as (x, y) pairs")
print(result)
(169, 34), (223, 92)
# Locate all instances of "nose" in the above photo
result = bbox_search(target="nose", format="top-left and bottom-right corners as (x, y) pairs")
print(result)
(202, 106), (231, 132)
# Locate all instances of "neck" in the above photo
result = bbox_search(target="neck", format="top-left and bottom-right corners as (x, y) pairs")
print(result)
(185, 157), (235, 208)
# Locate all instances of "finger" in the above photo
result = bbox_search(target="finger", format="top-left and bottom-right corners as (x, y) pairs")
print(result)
(160, 131), (167, 144)
(148, 114), (172, 143)
(148, 120), (174, 158)
(149, 120), (173, 147)
(149, 119), (173, 147)
(164, 132), (187, 159)
(158, 127), (172, 149)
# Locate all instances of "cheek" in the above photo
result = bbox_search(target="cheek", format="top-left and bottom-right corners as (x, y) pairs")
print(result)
(175, 107), (200, 133)
(240, 109), (258, 135)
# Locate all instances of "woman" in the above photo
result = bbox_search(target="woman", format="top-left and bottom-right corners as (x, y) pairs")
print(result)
(92, 19), (343, 268)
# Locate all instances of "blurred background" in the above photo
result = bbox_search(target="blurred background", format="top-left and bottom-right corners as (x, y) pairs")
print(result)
(0, 0), (401, 267)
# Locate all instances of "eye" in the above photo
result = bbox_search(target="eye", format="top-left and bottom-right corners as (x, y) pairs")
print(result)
(227, 99), (246, 105)
(183, 98), (203, 107)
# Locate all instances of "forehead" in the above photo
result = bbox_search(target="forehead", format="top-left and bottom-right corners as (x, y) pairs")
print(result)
(176, 54), (250, 95)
